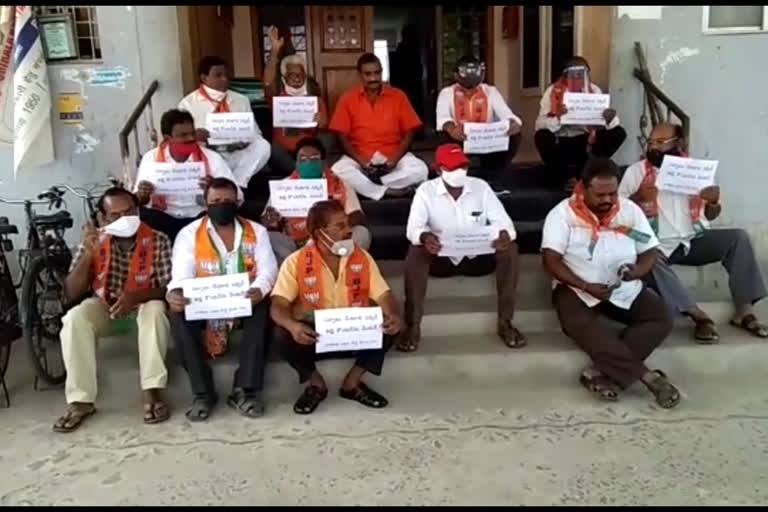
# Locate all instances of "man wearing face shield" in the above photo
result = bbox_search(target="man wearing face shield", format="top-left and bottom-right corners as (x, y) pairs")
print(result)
(535, 57), (627, 190)
(53, 188), (173, 433)
(167, 177), (278, 422)
(261, 137), (370, 264)
(134, 109), (243, 242)
(178, 56), (271, 190)
(619, 122), (768, 343)
(542, 158), (680, 409)
(400, 144), (526, 351)
(263, 26), (332, 176)
(329, 53), (429, 200)
(270, 200), (402, 415)
(436, 56), (523, 181)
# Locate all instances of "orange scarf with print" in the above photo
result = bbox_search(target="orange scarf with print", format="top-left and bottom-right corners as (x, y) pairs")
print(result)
(453, 85), (489, 123)
(638, 156), (705, 235)
(550, 76), (597, 144)
(151, 141), (211, 211)
(92, 222), (155, 304)
(198, 86), (230, 113)
(194, 216), (259, 358)
(285, 170), (346, 243)
(296, 244), (370, 312)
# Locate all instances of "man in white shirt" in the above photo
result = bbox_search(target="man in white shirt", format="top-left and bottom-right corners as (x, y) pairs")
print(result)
(542, 157), (680, 409)
(619, 122), (768, 342)
(178, 56), (271, 191)
(134, 109), (242, 241)
(534, 57), (626, 190)
(400, 143), (525, 351)
(436, 55), (523, 182)
(166, 177), (278, 422)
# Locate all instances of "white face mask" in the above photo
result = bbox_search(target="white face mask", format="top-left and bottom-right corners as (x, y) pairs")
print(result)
(102, 215), (140, 238)
(201, 84), (227, 101)
(282, 78), (307, 96)
(320, 230), (354, 257)
(441, 168), (468, 188)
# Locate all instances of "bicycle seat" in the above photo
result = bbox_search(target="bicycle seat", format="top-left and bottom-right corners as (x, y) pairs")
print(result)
(0, 217), (18, 235)
(33, 211), (73, 229)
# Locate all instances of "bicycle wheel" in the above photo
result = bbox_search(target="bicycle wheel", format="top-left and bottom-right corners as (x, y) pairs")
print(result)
(21, 256), (67, 386)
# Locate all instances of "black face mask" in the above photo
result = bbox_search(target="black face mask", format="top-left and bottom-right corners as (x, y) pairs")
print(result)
(208, 203), (238, 226)
(646, 148), (680, 168)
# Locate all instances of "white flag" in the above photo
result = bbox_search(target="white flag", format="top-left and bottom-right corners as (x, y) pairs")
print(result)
(0, 6), (14, 145)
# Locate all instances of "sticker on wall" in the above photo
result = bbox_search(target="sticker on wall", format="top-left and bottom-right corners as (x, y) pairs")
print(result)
(73, 130), (100, 154)
(86, 66), (131, 89)
(57, 92), (84, 125)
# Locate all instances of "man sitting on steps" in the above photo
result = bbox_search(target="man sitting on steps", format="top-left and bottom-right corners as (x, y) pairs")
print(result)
(399, 143), (526, 352)
(619, 121), (768, 343)
(329, 53), (429, 200)
(542, 157), (680, 409)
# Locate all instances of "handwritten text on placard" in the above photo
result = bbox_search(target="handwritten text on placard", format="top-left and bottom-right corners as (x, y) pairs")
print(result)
(314, 307), (383, 354)
(561, 93), (610, 126)
(206, 112), (256, 145)
(269, 179), (328, 217)
(657, 155), (719, 196)
(438, 227), (497, 258)
(273, 96), (318, 128)
(153, 161), (205, 195)
(182, 273), (252, 321)
(463, 121), (510, 154)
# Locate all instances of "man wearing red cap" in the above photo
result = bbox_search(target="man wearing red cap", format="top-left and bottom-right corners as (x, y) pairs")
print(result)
(399, 143), (525, 351)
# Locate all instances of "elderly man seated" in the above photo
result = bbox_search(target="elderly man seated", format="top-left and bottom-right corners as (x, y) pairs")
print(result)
(329, 53), (428, 200)
(261, 136), (370, 264)
(179, 56), (271, 190)
(619, 122), (768, 343)
(542, 157), (680, 409)
(436, 55), (523, 182)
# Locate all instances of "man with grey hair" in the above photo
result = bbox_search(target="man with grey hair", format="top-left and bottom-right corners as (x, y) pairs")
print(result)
(264, 26), (331, 176)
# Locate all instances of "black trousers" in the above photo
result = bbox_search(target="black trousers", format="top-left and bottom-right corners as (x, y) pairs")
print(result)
(170, 301), (270, 397)
(534, 127), (627, 186)
(139, 207), (204, 243)
(276, 324), (393, 384)
(437, 131), (522, 183)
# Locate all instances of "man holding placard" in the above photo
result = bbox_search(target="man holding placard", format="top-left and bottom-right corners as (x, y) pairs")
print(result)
(261, 137), (371, 263)
(619, 122), (768, 342)
(135, 109), (242, 241)
(178, 56), (271, 190)
(329, 53), (429, 200)
(270, 200), (402, 415)
(167, 177), (278, 422)
(53, 187), (173, 433)
(436, 55), (523, 181)
(534, 57), (626, 190)
(399, 143), (525, 352)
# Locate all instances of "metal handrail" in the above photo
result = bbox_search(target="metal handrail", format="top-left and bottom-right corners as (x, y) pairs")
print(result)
(119, 79), (159, 189)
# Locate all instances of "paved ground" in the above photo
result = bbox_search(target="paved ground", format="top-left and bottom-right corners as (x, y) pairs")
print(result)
(2, 338), (768, 507)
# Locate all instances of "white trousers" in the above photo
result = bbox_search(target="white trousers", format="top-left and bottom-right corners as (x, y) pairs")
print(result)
(61, 297), (170, 404)
(220, 137), (271, 188)
(330, 152), (428, 200)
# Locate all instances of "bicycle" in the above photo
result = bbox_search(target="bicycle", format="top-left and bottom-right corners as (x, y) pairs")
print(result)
(0, 180), (118, 406)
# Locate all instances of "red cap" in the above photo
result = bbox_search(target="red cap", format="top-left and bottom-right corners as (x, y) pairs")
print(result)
(434, 143), (470, 171)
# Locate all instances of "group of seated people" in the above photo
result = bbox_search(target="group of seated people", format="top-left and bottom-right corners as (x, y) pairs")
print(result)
(49, 40), (768, 433)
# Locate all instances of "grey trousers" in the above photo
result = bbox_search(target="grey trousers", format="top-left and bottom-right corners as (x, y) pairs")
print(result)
(650, 228), (768, 314)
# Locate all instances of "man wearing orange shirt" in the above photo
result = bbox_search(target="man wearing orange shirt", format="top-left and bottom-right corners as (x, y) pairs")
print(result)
(329, 53), (429, 201)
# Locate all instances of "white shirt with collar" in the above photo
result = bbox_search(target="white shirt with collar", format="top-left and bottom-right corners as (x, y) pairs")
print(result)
(406, 176), (516, 265)
(534, 83), (621, 138)
(435, 83), (523, 131)
(134, 144), (242, 219)
(541, 197), (659, 309)
(618, 159), (710, 257)
(178, 86), (259, 134)
(168, 216), (278, 296)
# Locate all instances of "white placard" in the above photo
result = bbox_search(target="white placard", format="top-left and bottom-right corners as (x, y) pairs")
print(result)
(269, 179), (328, 217)
(656, 155), (719, 196)
(314, 307), (384, 354)
(272, 96), (318, 128)
(438, 227), (497, 258)
(561, 92), (610, 125)
(463, 121), (510, 154)
(206, 112), (256, 145)
(153, 161), (205, 195)
(182, 273), (252, 321)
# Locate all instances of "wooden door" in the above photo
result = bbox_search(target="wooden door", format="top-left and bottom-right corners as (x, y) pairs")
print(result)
(309, 6), (374, 115)
(179, 6), (235, 93)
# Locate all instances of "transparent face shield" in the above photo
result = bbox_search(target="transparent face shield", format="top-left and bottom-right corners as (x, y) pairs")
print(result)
(562, 65), (590, 92)
(456, 62), (486, 88)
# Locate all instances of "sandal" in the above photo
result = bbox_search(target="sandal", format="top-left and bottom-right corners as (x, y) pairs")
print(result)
(579, 371), (620, 402)
(730, 314), (768, 339)
(293, 385), (328, 415)
(227, 388), (265, 419)
(644, 370), (681, 409)
(52, 404), (97, 433)
(185, 394), (218, 422)
(498, 321), (527, 349)
(396, 324), (420, 353)
(693, 319), (720, 344)
(143, 400), (170, 425)
(339, 382), (388, 409)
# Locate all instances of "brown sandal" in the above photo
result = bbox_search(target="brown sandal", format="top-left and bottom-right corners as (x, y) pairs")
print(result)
(579, 371), (620, 402)
(143, 400), (170, 424)
(53, 405), (97, 433)
(498, 321), (527, 349)
(730, 314), (768, 339)
(693, 319), (720, 344)
(644, 370), (681, 409)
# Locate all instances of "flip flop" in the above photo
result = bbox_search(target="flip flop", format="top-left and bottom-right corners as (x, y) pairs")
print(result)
(143, 400), (170, 425)
(227, 389), (265, 419)
(52, 406), (97, 433)
(339, 382), (388, 409)
(730, 314), (768, 339)
(693, 319), (720, 344)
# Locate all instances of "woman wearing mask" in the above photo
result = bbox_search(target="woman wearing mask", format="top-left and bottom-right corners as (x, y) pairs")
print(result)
(270, 199), (402, 415)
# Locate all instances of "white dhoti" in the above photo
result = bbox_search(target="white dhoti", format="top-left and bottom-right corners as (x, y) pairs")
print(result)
(217, 137), (271, 189)
(331, 153), (428, 200)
